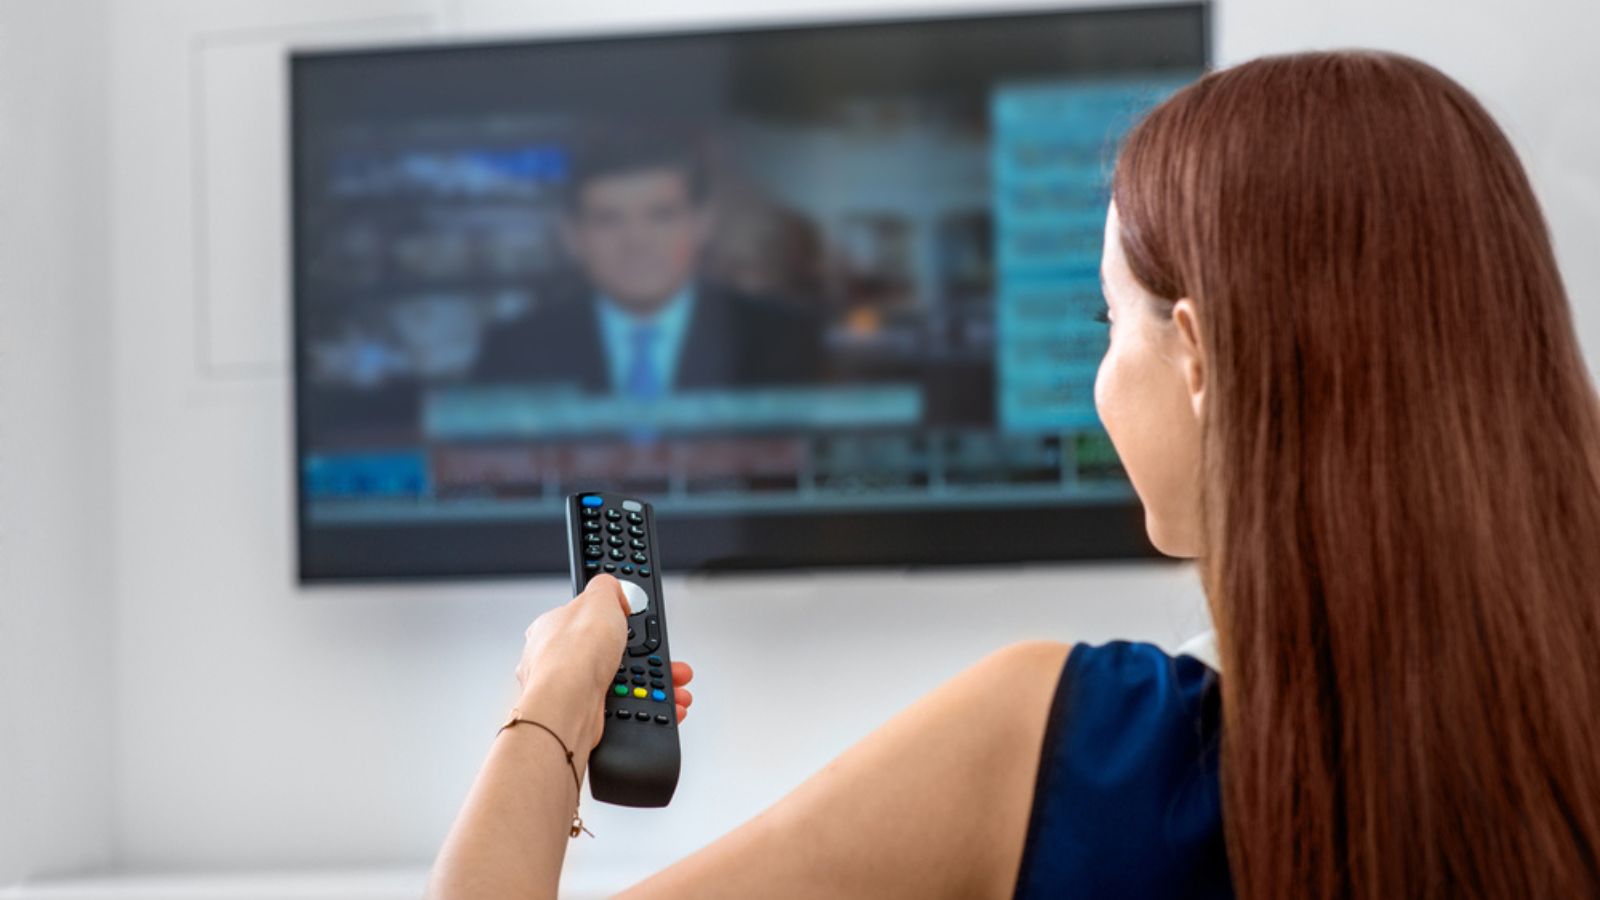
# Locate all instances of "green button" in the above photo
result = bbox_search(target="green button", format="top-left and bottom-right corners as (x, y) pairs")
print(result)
(613, 683), (628, 696)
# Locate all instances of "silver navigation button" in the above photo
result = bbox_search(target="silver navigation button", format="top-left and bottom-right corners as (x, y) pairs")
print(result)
(619, 580), (650, 615)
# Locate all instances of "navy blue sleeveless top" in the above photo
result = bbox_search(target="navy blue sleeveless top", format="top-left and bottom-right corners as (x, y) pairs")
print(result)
(1013, 640), (1233, 899)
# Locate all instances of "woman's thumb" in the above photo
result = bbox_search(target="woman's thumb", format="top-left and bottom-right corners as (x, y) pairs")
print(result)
(581, 574), (631, 619)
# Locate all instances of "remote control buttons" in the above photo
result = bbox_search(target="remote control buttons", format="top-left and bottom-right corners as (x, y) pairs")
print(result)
(609, 549), (625, 560)
(581, 495), (604, 508)
(631, 551), (647, 564)
(585, 546), (603, 559)
(613, 684), (628, 696)
(651, 689), (667, 702)
(655, 714), (670, 724)
(627, 511), (643, 524)
(639, 567), (652, 578)
(604, 563), (617, 572)
(647, 655), (663, 666)
(632, 687), (648, 699)
(607, 522), (623, 534)
(605, 509), (622, 521)
(583, 520), (601, 531)
(615, 709), (632, 720)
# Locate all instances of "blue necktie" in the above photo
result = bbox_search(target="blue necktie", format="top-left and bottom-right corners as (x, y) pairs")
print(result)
(624, 323), (662, 401)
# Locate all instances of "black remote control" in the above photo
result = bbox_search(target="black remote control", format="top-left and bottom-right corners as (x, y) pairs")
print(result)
(565, 491), (681, 807)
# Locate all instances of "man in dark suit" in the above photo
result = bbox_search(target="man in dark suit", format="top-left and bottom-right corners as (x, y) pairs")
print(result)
(475, 133), (825, 395)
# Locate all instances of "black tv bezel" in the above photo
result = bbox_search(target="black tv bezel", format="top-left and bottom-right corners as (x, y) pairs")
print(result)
(289, 1), (1212, 584)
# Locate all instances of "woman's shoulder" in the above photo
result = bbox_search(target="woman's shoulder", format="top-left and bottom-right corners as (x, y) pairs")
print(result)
(1013, 636), (1232, 899)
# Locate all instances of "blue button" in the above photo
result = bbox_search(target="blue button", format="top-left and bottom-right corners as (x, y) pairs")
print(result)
(651, 689), (666, 702)
(581, 495), (603, 508)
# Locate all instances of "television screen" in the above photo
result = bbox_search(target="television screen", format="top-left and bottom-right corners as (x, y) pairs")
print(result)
(291, 3), (1210, 580)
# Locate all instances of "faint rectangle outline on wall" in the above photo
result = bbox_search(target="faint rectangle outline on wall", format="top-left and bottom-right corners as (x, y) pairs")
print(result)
(189, 12), (437, 381)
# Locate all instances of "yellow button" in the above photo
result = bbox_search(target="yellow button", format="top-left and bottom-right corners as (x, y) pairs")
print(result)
(632, 687), (648, 699)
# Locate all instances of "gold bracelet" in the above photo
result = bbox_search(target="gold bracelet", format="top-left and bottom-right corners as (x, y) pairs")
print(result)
(498, 707), (594, 838)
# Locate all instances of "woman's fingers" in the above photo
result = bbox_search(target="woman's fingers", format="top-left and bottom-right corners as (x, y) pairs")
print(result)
(671, 666), (694, 723)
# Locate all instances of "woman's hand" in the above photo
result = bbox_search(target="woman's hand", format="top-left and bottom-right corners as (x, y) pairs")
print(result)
(513, 574), (695, 751)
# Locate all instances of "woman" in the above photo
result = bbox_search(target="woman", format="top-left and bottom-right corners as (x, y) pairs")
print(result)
(429, 50), (1600, 898)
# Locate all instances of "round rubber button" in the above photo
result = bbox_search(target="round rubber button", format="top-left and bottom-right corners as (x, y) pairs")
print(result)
(613, 684), (627, 696)
(651, 689), (666, 702)
(618, 580), (649, 614)
(632, 687), (648, 699)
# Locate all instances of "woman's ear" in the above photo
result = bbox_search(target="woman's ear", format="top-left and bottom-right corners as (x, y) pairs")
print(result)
(1171, 298), (1206, 419)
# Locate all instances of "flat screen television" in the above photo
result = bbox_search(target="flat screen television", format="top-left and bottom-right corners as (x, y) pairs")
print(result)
(291, 2), (1210, 581)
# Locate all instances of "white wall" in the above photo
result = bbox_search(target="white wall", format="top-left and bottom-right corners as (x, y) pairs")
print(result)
(0, 0), (115, 883)
(2, 0), (1592, 892)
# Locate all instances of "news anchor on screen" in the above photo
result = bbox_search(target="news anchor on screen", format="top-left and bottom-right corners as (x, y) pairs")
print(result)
(474, 132), (825, 394)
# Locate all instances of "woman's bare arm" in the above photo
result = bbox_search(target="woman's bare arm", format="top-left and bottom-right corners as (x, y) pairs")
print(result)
(618, 639), (1071, 900)
(427, 578), (694, 900)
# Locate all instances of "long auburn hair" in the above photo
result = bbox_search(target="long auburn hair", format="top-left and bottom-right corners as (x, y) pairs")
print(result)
(1112, 51), (1600, 898)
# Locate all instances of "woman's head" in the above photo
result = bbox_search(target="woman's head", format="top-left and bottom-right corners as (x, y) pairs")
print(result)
(1099, 51), (1600, 899)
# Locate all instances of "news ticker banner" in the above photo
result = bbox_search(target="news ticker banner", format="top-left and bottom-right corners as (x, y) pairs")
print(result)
(422, 384), (923, 438)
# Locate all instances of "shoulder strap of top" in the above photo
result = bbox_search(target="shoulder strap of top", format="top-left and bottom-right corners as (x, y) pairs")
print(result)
(1176, 629), (1222, 674)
